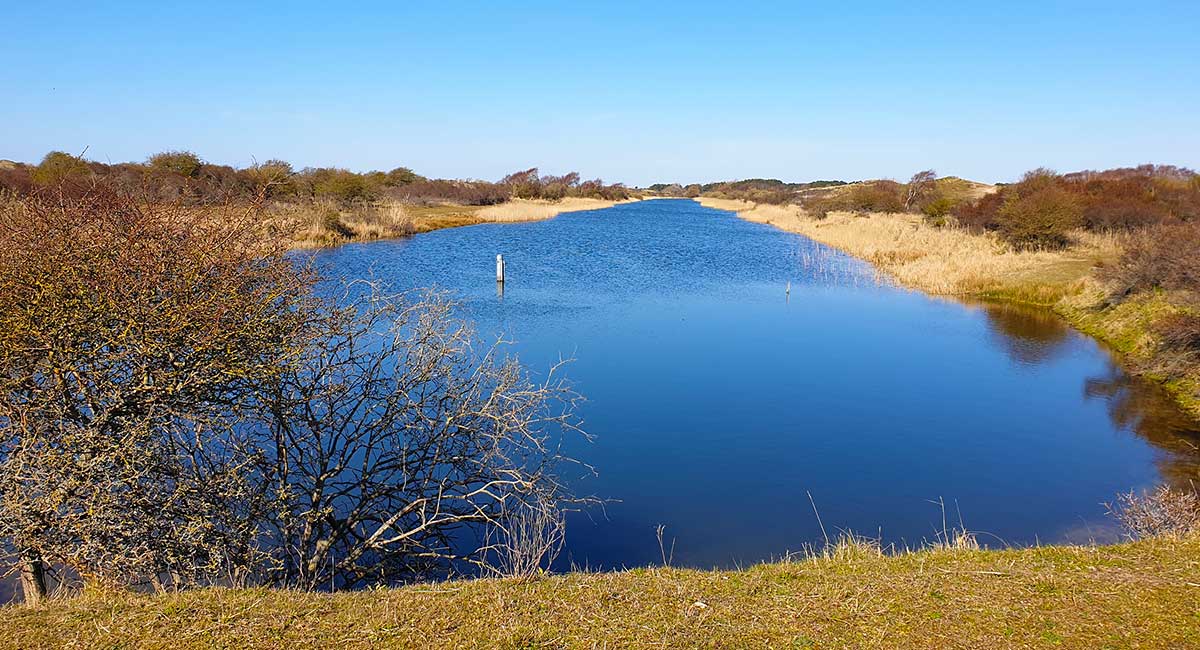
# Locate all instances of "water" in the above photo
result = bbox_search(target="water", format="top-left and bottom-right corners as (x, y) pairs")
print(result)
(309, 198), (1200, 570)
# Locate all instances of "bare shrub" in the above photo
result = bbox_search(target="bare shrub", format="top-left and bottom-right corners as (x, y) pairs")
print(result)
(256, 286), (585, 589)
(387, 179), (509, 206)
(0, 182), (312, 598)
(847, 180), (904, 214)
(1101, 222), (1200, 297)
(1107, 485), (1200, 539)
(1153, 312), (1200, 359)
(0, 181), (588, 599)
(484, 501), (566, 580)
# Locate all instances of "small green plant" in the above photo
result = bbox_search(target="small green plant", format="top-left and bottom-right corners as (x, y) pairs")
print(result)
(921, 196), (958, 226)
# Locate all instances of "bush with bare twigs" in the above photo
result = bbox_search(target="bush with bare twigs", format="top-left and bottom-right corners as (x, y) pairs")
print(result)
(0, 181), (586, 602)
(1107, 485), (1200, 539)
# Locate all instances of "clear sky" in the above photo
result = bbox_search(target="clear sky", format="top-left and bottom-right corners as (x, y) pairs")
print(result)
(2, 1), (1197, 186)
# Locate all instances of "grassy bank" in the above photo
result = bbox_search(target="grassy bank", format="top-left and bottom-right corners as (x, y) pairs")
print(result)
(697, 197), (1200, 418)
(4, 535), (1197, 648)
(285, 197), (638, 248)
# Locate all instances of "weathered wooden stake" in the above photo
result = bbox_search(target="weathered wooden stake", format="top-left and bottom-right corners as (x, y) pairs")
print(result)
(496, 254), (505, 284)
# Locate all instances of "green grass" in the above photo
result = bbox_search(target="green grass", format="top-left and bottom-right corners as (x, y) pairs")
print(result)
(4, 536), (1199, 649)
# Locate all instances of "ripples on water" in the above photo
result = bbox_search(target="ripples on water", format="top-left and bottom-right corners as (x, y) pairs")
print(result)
(309, 198), (1200, 569)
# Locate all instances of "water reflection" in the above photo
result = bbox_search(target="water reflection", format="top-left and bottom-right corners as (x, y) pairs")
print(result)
(977, 300), (1200, 488)
(1084, 367), (1200, 488)
(979, 301), (1073, 366)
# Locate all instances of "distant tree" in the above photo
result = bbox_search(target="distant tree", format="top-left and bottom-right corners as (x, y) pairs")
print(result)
(30, 151), (91, 186)
(904, 170), (938, 212)
(306, 168), (374, 204)
(246, 159), (295, 197)
(501, 168), (543, 199)
(385, 167), (421, 186)
(147, 150), (203, 177)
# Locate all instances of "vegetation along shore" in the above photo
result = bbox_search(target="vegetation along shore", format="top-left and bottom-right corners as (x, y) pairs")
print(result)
(696, 167), (1200, 419)
(3, 535), (1197, 648)
(0, 153), (638, 249)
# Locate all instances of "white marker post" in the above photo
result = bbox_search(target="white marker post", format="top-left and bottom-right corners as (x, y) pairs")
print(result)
(496, 254), (505, 284)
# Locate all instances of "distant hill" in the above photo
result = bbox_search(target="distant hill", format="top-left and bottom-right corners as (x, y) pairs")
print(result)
(934, 176), (997, 201)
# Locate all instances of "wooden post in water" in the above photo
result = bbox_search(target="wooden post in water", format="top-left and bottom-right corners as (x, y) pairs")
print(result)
(496, 254), (505, 284)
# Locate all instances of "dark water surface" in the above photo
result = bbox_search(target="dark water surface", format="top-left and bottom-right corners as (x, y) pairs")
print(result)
(310, 198), (1200, 570)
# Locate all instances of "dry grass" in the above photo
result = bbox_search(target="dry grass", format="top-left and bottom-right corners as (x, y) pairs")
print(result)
(400, 202), (488, 232)
(4, 535), (1198, 648)
(477, 197), (634, 222)
(696, 198), (1120, 301)
(277, 198), (640, 248)
(272, 200), (418, 249)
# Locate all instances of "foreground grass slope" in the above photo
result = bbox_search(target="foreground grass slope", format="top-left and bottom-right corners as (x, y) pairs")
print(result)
(4, 536), (1198, 649)
(698, 198), (1200, 418)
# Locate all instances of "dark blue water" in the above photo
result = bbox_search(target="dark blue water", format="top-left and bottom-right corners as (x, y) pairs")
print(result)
(310, 198), (1200, 569)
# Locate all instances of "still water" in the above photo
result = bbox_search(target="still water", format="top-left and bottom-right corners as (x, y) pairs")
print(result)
(311, 198), (1200, 569)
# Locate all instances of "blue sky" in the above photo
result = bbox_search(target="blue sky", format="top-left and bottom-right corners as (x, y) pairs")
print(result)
(2, 1), (1197, 186)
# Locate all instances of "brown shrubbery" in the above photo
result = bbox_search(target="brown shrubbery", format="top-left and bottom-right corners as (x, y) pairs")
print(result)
(1102, 222), (1200, 296)
(955, 165), (1200, 249)
(803, 180), (905, 218)
(0, 183), (312, 597)
(994, 170), (1084, 250)
(0, 152), (630, 213)
(499, 168), (630, 202)
(0, 181), (584, 600)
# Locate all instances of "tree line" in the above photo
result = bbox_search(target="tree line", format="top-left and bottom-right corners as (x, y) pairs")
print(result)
(0, 151), (631, 207)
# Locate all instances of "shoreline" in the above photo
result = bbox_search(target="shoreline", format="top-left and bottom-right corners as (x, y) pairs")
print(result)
(287, 196), (645, 250)
(695, 197), (1200, 420)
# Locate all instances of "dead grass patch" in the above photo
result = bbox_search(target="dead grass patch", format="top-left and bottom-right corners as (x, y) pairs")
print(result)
(477, 197), (634, 222)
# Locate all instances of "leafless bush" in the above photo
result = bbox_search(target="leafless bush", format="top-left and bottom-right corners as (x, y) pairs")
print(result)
(386, 179), (509, 206)
(1101, 222), (1200, 297)
(0, 182), (312, 600)
(483, 501), (566, 580)
(255, 286), (585, 589)
(1107, 485), (1200, 539)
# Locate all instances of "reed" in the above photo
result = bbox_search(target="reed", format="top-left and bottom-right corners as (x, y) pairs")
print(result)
(477, 197), (635, 222)
(696, 197), (1120, 300)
